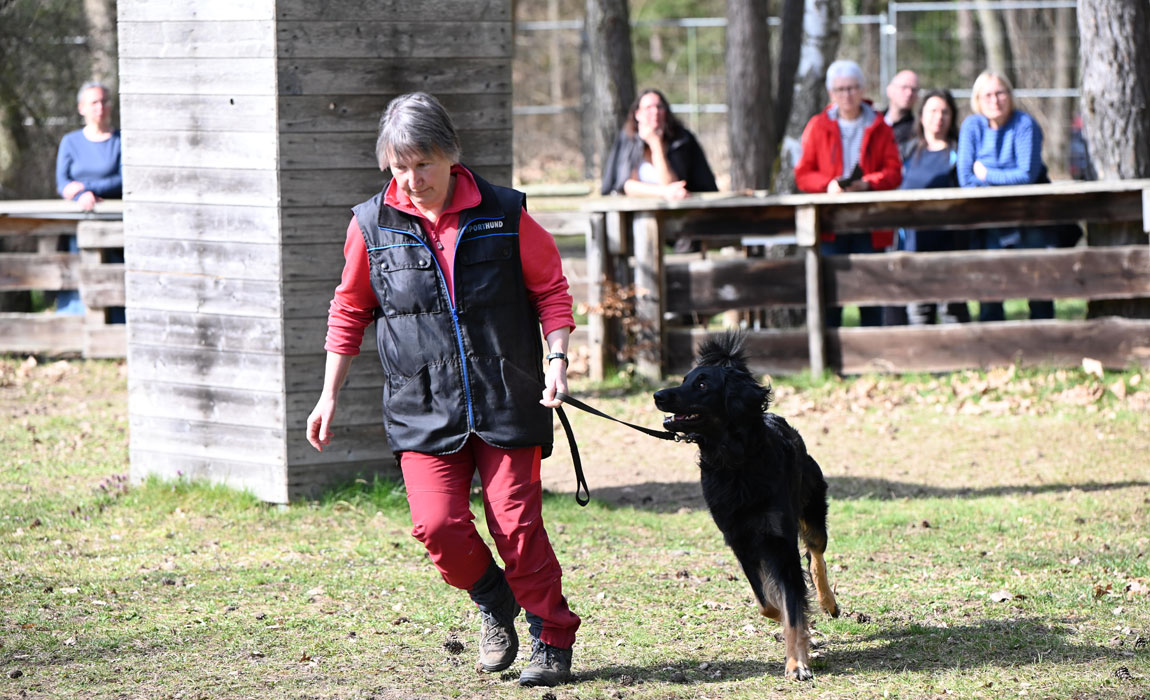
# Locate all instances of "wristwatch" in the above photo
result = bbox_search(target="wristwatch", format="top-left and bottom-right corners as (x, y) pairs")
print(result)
(545, 352), (568, 366)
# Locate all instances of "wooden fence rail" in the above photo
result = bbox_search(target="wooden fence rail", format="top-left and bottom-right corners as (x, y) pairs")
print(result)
(584, 180), (1150, 379)
(0, 201), (125, 358)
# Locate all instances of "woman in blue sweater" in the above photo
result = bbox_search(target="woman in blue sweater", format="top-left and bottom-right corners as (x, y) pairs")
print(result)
(957, 71), (1053, 322)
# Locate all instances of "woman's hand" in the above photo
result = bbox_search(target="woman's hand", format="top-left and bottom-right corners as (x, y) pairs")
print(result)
(973, 160), (988, 181)
(826, 179), (844, 194)
(662, 180), (689, 201)
(62, 181), (85, 200)
(76, 191), (99, 211)
(540, 358), (568, 408)
(306, 396), (338, 451)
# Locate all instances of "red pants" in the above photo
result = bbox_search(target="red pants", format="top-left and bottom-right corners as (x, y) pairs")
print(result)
(400, 435), (580, 648)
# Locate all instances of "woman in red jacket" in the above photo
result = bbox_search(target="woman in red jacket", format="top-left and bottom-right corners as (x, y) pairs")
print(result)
(795, 59), (902, 327)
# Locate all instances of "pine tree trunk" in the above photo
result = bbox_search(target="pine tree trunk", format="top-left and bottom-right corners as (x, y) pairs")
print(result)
(1078, 0), (1150, 318)
(725, 0), (774, 191)
(583, 0), (635, 176)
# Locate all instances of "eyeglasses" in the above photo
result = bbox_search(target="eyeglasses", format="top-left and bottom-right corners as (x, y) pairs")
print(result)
(981, 90), (1010, 101)
(831, 85), (861, 94)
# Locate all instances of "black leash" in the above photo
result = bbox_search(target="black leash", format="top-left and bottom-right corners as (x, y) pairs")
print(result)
(554, 391), (683, 507)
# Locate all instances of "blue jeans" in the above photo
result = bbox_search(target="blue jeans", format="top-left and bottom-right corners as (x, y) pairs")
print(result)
(821, 235), (885, 327)
(974, 228), (1057, 322)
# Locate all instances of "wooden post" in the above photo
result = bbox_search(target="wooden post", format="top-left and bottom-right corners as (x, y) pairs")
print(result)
(796, 204), (825, 376)
(632, 211), (665, 381)
(1142, 186), (1150, 238)
(585, 212), (609, 381)
(119, 0), (514, 502)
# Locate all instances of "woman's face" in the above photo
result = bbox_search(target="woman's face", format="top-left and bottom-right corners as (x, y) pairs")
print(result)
(828, 76), (863, 118)
(634, 92), (668, 134)
(979, 78), (1012, 125)
(78, 87), (110, 130)
(920, 96), (952, 141)
(387, 148), (454, 216)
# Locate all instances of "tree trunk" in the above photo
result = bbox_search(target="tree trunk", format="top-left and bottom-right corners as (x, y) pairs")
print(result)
(725, 0), (774, 191)
(1079, 0), (1150, 318)
(773, 0), (804, 138)
(82, 0), (117, 87)
(974, 1), (1011, 81)
(774, 0), (842, 194)
(956, 9), (978, 87)
(584, 0), (635, 177)
(858, 0), (881, 90)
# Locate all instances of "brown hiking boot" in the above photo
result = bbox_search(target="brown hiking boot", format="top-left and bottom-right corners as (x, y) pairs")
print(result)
(518, 638), (573, 687)
(475, 602), (521, 672)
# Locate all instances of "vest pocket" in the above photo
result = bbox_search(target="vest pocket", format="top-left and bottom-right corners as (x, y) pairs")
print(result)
(455, 236), (520, 311)
(369, 248), (444, 317)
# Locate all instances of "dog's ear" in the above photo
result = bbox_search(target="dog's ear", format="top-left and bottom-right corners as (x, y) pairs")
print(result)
(723, 368), (770, 419)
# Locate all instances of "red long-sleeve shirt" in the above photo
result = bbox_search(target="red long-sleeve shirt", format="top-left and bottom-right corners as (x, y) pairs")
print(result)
(324, 165), (575, 355)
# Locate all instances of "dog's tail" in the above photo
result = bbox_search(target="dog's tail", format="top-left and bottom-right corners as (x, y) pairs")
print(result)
(696, 331), (750, 371)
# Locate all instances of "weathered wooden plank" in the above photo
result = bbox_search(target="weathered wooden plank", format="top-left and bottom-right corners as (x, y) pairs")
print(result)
(530, 211), (589, 237)
(118, 0), (275, 22)
(284, 385), (382, 427)
(126, 271), (281, 317)
(123, 130), (278, 170)
(127, 344), (283, 391)
(284, 279), (343, 318)
(0, 253), (76, 291)
(118, 21), (275, 58)
(277, 57), (510, 96)
(283, 423), (392, 467)
(285, 352), (386, 393)
(120, 57), (276, 96)
(129, 449), (286, 503)
(832, 318), (1150, 373)
(665, 256), (806, 313)
(83, 325), (127, 358)
(0, 313), (83, 355)
(76, 220), (124, 248)
(277, 21), (511, 59)
(120, 94), (277, 133)
(0, 217), (78, 237)
(281, 206), (356, 244)
(278, 128), (510, 169)
(77, 264), (125, 306)
(632, 212), (664, 380)
(130, 380), (284, 430)
(827, 247), (1150, 305)
(128, 308), (284, 353)
(123, 166), (279, 206)
(278, 93), (510, 133)
(282, 242), (349, 283)
(823, 187), (1145, 232)
(276, 0), (509, 21)
(126, 237), (280, 280)
(124, 202), (280, 244)
(667, 328), (810, 376)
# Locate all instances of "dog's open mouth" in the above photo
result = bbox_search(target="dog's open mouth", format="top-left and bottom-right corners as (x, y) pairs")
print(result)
(663, 413), (704, 432)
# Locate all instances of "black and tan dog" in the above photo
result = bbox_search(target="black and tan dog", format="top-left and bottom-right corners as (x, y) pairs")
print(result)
(653, 333), (840, 681)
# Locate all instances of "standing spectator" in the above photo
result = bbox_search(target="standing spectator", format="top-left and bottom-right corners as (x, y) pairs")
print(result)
(795, 59), (903, 327)
(957, 71), (1053, 322)
(882, 69), (921, 160)
(54, 81), (122, 316)
(896, 89), (971, 325)
(306, 93), (580, 687)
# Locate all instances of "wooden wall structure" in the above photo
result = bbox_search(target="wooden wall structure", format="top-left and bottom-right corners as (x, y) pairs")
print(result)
(118, 0), (513, 503)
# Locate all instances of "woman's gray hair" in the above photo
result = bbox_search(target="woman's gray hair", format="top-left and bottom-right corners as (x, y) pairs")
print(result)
(375, 92), (462, 169)
(824, 60), (865, 92)
(77, 81), (109, 104)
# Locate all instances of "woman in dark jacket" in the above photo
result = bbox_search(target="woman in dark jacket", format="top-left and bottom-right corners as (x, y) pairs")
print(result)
(600, 89), (717, 200)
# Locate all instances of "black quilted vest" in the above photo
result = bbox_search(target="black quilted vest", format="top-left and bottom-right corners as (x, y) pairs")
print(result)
(351, 169), (552, 457)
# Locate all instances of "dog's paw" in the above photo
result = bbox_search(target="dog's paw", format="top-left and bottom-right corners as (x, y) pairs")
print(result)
(785, 660), (814, 681)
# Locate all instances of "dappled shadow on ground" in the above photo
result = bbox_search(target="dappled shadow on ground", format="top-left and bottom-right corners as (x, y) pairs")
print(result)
(578, 616), (1138, 686)
(828, 476), (1150, 501)
(578, 478), (1150, 513)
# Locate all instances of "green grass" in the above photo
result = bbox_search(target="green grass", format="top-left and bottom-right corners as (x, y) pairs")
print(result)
(2, 357), (1147, 699)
